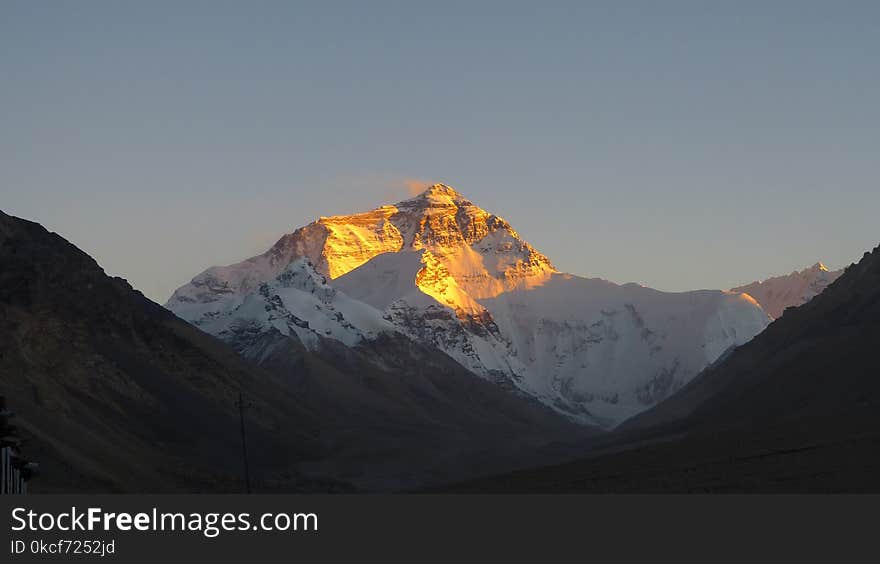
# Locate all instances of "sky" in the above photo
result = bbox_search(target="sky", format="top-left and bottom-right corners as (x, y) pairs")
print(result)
(2, 1), (879, 303)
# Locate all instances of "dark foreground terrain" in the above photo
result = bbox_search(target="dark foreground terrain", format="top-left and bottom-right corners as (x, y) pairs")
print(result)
(442, 422), (880, 493)
(443, 243), (880, 493)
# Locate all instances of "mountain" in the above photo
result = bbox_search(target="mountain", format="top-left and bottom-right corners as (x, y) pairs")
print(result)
(168, 184), (555, 303)
(730, 262), (843, 319)
(168, 184), (770, 427)
(0, 210), (327, 492)
(0, 209), (581, 492)
(625, 247), (877, 434)
(443, 244), (880, 492)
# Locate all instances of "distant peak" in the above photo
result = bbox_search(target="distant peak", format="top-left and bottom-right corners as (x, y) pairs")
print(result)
(798, 262), (830, 274)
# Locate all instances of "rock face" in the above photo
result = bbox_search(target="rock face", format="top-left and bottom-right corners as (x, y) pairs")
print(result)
(168, 184), (771, 427)
(730, 262), (843, 319)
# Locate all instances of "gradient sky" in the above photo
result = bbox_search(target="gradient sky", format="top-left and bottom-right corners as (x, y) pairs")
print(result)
(2, 1), (878, 302)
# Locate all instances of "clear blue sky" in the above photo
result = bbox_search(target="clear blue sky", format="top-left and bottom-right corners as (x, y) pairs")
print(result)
(2, 1), (878, 302)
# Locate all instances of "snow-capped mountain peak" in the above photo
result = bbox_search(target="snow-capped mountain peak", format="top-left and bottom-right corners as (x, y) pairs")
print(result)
(403, 182), (464, 204)
(172, 257), (395, 352)
(730, 261), (843, 319)
(167, 183), (770, 427)
(168, 183), (555, 306)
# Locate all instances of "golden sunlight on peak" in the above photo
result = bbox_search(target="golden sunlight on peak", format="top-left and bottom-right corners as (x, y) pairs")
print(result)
(414, 250), (484, 314)
(734, 291), (761, 308)
(399, 180), (460, 199)
(416, 183), (460, 198)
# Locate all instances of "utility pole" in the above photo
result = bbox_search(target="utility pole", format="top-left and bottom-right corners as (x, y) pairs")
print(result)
(236, 391), (251, 494)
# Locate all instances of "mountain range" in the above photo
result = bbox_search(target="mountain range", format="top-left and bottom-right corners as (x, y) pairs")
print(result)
(0, 184), (867, 493)
(168, 184), (831, 428)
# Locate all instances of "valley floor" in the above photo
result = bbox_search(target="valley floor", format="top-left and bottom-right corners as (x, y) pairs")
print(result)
(437, 423), (880, 493)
